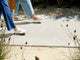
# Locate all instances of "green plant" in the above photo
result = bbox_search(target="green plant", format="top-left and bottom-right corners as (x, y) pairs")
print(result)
(0, 40), (10, 60)
(0, 19), (10, 60)
(60, 0), (75, 8)
(34, 0), (48, 8)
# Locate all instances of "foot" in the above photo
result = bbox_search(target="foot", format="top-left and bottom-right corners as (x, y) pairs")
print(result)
(32, 17), (42, 23)
(33, 17), (41, 20)
(14, 28), (26, 35)
(13, 17), (22, 21)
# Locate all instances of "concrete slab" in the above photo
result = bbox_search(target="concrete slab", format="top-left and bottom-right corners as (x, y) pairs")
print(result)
(2, 15), (80, 47)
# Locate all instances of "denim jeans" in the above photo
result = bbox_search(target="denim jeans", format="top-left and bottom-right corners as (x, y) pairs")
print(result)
(0, 0), (16, 31)
(13, 0), (34, 16)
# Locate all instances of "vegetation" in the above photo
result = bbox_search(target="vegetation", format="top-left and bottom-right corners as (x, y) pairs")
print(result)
(32, 0), (48, 8)
(0, 19), (10, 60)
(31, 0), (80, 8)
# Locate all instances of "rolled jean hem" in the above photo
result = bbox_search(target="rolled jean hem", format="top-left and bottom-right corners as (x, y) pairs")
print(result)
(8, 26), (16, 31)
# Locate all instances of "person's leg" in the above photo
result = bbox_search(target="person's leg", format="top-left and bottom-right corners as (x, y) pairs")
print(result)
(1, 0), (16, 31)
(20, 0), (37, 19)
(13, 0), (20, 18)
(0, 0), (26, 34)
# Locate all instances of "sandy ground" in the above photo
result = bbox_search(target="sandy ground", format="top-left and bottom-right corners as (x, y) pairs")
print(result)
(5, 46), (80, 60)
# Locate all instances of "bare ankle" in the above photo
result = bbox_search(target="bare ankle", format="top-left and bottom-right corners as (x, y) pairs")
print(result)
(32, 14), (36, 19)
(14, 27), (17, 31)
(13, 15), (16, 18)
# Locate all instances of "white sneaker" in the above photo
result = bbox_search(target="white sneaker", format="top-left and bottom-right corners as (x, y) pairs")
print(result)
(15, 28), (26, 34)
